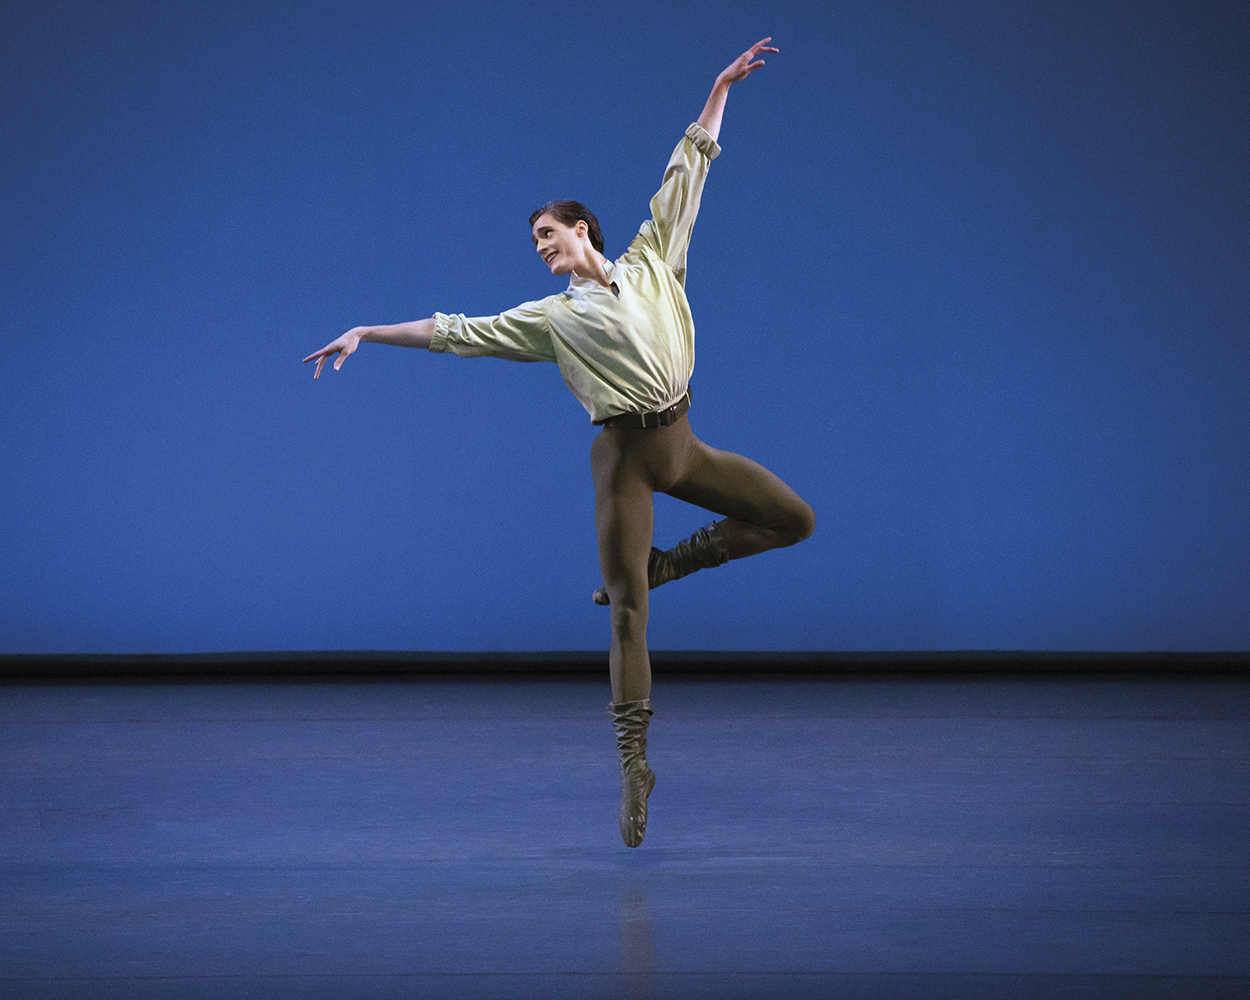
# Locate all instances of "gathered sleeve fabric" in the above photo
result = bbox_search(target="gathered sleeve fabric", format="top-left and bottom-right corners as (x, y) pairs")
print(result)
(430, 300), (558, 363)
(626, 122), (722, 288)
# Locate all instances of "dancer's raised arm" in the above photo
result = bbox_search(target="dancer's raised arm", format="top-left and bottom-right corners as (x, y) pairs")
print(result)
(696, 37), (778, 143)
(302, 317), (435, 378)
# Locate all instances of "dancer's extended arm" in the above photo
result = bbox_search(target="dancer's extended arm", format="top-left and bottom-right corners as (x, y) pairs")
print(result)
(303, 318), (434, 379)
(696, 37), (778, 143)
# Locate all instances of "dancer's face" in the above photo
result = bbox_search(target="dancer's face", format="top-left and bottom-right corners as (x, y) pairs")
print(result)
(532, 213), (589, 276)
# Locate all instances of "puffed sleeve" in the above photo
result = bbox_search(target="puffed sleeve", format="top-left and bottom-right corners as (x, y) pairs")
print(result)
(430, 299), (558, 363)
(627, 122), (722, 287)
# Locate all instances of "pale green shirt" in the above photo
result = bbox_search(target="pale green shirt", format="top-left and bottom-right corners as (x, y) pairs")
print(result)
(429, 122), (722, 424)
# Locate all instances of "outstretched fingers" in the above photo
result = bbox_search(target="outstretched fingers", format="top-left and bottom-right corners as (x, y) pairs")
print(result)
(302, 333), (359, 378)
(723, 37), (779, 83)
(746, 36), (779, 72)
(302, 348), (337, 380)
(749, 36), (779, 57)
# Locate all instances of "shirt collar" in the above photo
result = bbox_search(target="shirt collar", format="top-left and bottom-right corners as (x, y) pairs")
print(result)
(566, 257), (618, 297)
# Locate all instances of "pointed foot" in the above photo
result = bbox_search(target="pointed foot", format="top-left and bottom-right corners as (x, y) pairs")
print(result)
(619, 766), (656, 847)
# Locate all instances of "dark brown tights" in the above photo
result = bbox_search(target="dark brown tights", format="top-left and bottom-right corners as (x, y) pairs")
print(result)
(591, 415), (815, 703)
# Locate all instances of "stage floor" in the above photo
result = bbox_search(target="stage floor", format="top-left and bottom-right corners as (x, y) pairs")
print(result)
(2, 673), (1247, 999)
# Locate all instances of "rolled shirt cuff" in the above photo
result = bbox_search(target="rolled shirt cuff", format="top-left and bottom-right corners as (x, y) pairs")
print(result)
(429, 312), (453, 353)
(684, 122), (721, 160)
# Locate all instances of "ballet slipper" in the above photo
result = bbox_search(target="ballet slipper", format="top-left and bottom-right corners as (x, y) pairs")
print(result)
(609, 699), (656, 847)
(593, 521), (729, 605)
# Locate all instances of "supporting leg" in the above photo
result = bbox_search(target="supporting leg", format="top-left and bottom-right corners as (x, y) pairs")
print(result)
(591, 428), (665, 845)
(590, 433), (655, 705)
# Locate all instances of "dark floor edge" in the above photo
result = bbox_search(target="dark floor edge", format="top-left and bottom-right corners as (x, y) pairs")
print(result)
(2, 649), (1248, 680)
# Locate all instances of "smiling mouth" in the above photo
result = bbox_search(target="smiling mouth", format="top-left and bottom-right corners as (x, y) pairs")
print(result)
(544, 251), (557, 265)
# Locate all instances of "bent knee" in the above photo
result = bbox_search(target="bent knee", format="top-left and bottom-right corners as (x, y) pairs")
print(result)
(778, 500), (815, 547)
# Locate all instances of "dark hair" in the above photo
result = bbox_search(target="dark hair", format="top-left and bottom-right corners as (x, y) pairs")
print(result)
(529, 200), (604, 254)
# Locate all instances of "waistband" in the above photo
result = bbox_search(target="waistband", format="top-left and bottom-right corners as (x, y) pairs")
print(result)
(598, 389), (691, 429)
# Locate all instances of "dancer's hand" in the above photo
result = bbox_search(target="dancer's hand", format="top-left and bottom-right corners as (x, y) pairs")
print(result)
(303, 319), (435, 376)
(698, 38), (779, 142)
(303, 327), (365, 379)
(716, 37), (778, 87)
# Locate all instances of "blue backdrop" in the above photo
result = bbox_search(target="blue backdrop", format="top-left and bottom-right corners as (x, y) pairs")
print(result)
(3, 1), (1247, 653)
